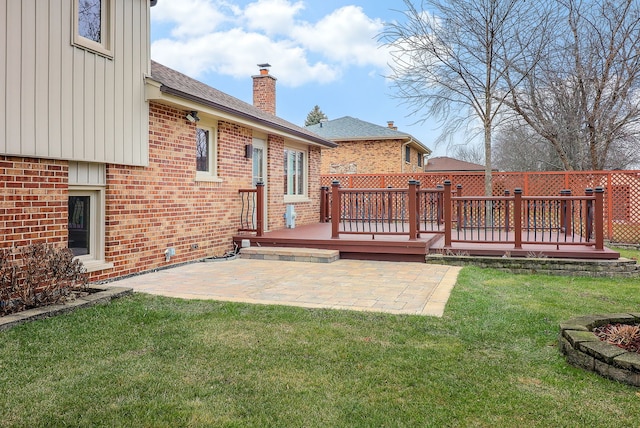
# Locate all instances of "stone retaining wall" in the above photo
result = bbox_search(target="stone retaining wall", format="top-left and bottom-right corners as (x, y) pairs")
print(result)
(426, 255), (640, 278)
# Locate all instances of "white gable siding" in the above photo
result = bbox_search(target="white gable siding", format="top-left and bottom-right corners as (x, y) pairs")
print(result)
(0, 0), (149, 166)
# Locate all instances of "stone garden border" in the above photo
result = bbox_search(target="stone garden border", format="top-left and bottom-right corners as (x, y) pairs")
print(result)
(0, 286), (132, 333)
(559, 313), (640, 387)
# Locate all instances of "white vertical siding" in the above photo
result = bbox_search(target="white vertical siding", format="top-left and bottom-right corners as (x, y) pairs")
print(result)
(0, 0), (150, 166)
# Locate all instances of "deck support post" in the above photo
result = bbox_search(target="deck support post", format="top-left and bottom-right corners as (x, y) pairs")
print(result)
(514, 188), (522, 249)
(443, 180), (452, 248)
(594, 187), (604, 250)
(256, 182), (264, 237)
(331, 181), (341, 239)
(408, 180), (419, 240)
(320, 186), (329, 223)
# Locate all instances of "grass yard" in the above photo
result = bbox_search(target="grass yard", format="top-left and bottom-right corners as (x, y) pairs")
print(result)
(1, 266), (639, 427)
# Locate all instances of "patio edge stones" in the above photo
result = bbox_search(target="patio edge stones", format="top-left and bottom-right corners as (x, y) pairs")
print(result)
(0, 286), (133, 333)
(559, 314), (640, 387)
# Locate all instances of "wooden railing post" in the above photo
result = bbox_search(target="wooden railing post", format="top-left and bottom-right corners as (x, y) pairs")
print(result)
(331, 181), (341, 239)
(514, 188), (522, 249)
(320, 186), (329, 223)
(408, 180), (418, 240)
(443, 180), (452, 248)
(595, 187), (604, 250)
(256, 182), (264, 237)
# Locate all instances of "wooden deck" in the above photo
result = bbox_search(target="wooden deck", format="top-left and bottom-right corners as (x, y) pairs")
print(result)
(234, 223), (620, 262)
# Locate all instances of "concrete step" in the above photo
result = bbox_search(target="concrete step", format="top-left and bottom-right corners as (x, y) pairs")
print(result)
(240, 246), (340, 263)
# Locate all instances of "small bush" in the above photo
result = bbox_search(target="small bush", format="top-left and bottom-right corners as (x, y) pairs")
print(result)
(0, 244), (88, 316)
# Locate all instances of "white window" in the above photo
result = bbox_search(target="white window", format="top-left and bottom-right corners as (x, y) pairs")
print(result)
(284, 145), (308, 201)
(195, 124), (220, 182)
(73, 0), (114, 57)
(68, 162), (112, 272)
(68, 188), (110, 272)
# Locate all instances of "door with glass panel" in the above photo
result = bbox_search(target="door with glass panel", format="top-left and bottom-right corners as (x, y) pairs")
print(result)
(252, 138), (267, 229)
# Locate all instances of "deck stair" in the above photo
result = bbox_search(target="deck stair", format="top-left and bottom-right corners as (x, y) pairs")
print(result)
(240, 246), (340, 263)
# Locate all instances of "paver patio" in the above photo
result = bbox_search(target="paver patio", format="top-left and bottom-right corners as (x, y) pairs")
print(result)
(112, 258), (461, 316)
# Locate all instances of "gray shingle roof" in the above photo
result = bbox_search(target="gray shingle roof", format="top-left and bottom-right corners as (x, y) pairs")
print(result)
(149, 61), (336, 148)
(306, 116), (430, 153)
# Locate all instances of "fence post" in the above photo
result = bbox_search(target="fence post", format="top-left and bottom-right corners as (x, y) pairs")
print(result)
(408, 180), (418, 240)
(331, 181), (341, 239)
(256, 182), (264, 237)
(443, 180), (452, 248)
(514, 188), (522, 249)
(320, 186), (329, 223)
(595, 187), (604, 250)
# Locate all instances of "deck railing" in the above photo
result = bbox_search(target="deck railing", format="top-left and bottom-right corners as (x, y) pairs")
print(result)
(238, 182), (264, 236)
(326, 180), (605, 250)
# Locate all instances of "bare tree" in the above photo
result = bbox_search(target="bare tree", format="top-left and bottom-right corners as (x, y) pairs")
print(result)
(451, 142), (485, 166)
(381, 0), (548, 195)
(504, 0), (640, 171)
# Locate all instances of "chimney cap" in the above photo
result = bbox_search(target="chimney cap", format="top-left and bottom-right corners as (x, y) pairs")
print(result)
(257, 63), (271, 69)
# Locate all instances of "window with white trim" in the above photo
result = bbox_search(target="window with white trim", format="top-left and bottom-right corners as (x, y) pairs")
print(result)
(405, 145), (411, 163)
(67, 162), (112, 272)
(284, 146), (307, 199)
(73, 0), (114, 57)
(195, 124), (220, 182)
(68, 188), (110, 273)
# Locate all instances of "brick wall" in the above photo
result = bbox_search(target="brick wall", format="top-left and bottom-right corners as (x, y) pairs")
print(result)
(0, 156), (68, 249)
(320, 139), (424, 174)
(94, 103), (254, 281)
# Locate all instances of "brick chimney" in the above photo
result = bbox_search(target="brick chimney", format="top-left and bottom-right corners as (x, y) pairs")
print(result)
(253, 63), (277, 115)
(387, 121), (398, 130)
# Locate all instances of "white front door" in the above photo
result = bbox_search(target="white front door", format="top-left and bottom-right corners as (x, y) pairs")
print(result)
(252, 138), (268, 229)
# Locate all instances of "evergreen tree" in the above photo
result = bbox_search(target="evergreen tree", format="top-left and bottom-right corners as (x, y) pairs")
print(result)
(305, 105), (328, 126)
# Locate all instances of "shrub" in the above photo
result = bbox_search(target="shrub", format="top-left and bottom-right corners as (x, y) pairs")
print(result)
(0, 244), (88, 316)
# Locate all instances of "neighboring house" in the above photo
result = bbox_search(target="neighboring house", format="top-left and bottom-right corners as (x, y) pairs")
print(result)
(0, 0), (335, 282)
(423, 156), (492, 172)
(307, 116), (431, 174)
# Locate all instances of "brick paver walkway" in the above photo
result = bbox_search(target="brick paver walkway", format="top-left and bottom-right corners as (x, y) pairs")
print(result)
(112, 259), (461, 317)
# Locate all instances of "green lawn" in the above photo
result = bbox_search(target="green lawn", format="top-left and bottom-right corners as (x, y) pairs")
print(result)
(1, 267), (639, 427)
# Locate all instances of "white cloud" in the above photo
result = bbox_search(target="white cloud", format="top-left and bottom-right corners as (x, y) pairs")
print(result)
(292, 6), (388, 68)
(243, 0), (305, 36)
(150, 0), (389, 87)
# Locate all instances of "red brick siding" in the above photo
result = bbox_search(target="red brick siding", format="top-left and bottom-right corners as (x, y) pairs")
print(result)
(321, 140), (424, 174)
(93, 102), (254, 281)
(0, 157), (68, 249)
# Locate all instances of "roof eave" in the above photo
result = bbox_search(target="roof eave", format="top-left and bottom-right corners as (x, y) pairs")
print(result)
(158, 85), (337, 148)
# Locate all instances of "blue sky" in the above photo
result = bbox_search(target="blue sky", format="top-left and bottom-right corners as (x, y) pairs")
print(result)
(150, 0), (447, 156)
